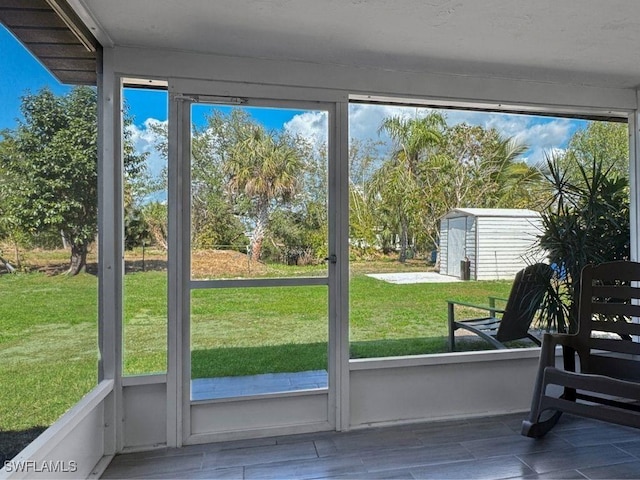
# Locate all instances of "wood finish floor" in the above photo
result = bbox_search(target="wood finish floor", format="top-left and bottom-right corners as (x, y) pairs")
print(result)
(102, 413), (640, 479)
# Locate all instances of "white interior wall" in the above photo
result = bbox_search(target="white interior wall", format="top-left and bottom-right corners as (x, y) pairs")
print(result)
(350, 350), (542, 427)
(98, 47), (124, 456)
(189, 393), (331, 444)
(122, 382), (167, 450)
(631, 104), (640, 263)
(110, 47), (636, 113)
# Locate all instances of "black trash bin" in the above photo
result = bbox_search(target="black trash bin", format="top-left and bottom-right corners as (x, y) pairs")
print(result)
(460, 258), (471, 280)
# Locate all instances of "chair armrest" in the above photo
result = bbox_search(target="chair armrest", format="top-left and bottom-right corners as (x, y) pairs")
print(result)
(487, 296), (508, 304)
(537, 332), (583, 371)
(487, 296), (508, 316)
(446, 299), (506, 315)
(541, 332), (581, 350)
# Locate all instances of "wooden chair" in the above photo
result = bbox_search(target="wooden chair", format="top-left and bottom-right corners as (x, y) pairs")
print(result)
(448, 263), (553, 351)
(522, 260), (640, 438)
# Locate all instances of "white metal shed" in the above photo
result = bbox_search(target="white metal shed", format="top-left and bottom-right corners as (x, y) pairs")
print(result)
(440, 208), (542, 281)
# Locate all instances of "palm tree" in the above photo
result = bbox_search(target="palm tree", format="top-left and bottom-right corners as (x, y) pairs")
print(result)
(371, 113), (445, 262)
(480, 136), (544, 208)
(225, 123), (306, 260)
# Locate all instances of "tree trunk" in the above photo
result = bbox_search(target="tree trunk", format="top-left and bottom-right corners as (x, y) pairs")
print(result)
(150, 225), (168, 251)
(251, 235), (264, 261)
(250, 204), (269, 261)
(398, 215), (409, 263)
(11, 235), (21, 268)
(68, 240), (88, 275)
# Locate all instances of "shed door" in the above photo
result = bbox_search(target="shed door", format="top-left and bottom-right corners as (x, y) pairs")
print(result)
(447, 217), (467, 277)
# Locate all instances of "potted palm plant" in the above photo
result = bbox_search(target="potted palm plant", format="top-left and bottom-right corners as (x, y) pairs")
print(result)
(535, 153), (630, 334)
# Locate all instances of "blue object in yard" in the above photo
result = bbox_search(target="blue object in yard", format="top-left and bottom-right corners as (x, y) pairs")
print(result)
(551, 262), (567, 280)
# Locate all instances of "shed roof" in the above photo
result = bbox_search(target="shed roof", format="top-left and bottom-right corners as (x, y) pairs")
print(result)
(442, 208), (541, 219)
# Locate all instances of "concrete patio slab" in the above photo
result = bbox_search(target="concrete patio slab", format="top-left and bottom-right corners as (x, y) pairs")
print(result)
(366, 272), (462, 284)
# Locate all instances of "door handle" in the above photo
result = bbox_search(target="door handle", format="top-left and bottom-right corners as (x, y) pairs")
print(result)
(324, 254), (337, 264)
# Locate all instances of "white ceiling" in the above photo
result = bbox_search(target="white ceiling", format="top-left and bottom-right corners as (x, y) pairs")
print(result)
(72, 0), (640, 89)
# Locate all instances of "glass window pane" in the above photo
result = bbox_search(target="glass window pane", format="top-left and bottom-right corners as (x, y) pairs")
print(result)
(0, 85), (99, 458)
(122, 86), (169, 375)
(348, 103), (629, 356)
(190, 286), (328, 401)
(189, 105), (328, 280)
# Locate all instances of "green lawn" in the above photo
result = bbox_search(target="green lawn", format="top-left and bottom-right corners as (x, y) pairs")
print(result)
(0, 267), (512, 436)
(0, 272), (99, 448)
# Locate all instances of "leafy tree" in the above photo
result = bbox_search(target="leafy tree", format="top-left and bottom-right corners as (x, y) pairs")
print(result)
(477, 135), (544, 208)
(369, 117), (538, 261)
(349, 138), (381, 193)
(141, 201), (168, 251)
(417, 124), (540, 252)
(433, 124), (539, 209)
(565, 121), (628, 179)
(124, 206), (151, 251)
(0, 134), (28, 267)
(370, 113), (446, 262)
(0, 87), (146, 274)
(190, 120), (247, 250)
(148, 110), (317, 259)
(348, 139), (381, 258)
(267, 206), (325, 265)
(266, 140), (329, 264)
(147, 115), (247, 252)
(263, 135), (377, 264)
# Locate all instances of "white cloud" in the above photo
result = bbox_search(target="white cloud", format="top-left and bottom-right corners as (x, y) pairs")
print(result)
(475, 114), (575, 165)
(283, 110), (328, 147)
(285, 104), (578, 166)
(349, 103), (414, 141)
(126, 118), (167, 178)
(349, 103), (436, 150)
(285, 103), (441, 155)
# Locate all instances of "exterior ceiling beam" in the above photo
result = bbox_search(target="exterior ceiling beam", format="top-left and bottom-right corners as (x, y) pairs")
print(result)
(0, 0), (99, 85)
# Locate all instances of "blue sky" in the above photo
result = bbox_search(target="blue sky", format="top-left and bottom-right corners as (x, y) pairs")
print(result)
(124, 90), (306, 130)
(0, 26), (71, 130)
(1, 22), (587, 170)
